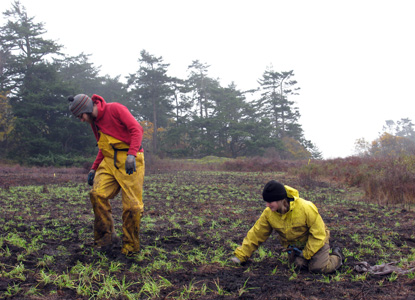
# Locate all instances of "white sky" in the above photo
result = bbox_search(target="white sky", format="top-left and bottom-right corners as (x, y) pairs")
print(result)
(2, 0), (415, 159)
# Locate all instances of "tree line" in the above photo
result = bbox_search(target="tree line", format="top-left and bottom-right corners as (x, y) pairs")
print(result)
(0, 1), (321, 166)
(354, 118), (415, 157)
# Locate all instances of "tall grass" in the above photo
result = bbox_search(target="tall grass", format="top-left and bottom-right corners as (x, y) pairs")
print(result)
(292, 155), (415, 207)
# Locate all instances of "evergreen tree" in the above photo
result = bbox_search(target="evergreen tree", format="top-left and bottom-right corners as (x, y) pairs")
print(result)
(0, 92), (15, 154)
(157, 77), (194, 157)
(242, 116), (284, 157)
(256, 68), (301, 139)
(0, 1), (321, 162)
(0, 1), (61, 94)
(254, 67), (315, 158)
(96, 74), (128, 105)
(57, 53), (127, 103)
(56, 53), (101, 96)
(1, 2), (62, 161)
(170, 77), (192, 125)
(0, 2), (97, 164)
(186, 60), (216, 119)
(185, 60), (222, 155)
(127, 50), (174, 154)
(206, 83), (249, 157)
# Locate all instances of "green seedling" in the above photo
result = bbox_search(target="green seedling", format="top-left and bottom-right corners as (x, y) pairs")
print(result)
(388, 272), (398, 282)
(4, 283), (22, 297)
(179, 278), (198, 299)
(320, 274), (331, 283)
(351, 273), (367, 282)
(55, 273), (76, 289)
(139, 275), (172, 299)
(5, 262), (26, 280)
(38, 269), (56, 285)
(211, 278), (229, 296)
(108, 261), (124, 273)
(238, 278), (259, 296)
(37, 254), (55, 268)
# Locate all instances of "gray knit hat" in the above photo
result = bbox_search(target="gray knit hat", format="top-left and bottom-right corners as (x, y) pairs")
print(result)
(262, 180), (287, 202)
(68, 94), (93, 117)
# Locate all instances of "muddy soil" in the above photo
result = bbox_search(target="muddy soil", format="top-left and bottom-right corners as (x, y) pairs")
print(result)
(1, 167), (415, 299)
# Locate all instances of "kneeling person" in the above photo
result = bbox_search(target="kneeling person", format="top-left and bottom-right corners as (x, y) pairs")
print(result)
(231, 180), (343, 274)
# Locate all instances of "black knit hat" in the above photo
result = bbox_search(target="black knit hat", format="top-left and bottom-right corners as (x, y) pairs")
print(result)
(262, 180), (287, 202)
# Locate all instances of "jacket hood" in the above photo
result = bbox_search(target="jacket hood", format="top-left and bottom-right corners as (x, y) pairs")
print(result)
(285, 185), (299, 199)
(285, 185), (299, 213)
(91, 94), (107, 121)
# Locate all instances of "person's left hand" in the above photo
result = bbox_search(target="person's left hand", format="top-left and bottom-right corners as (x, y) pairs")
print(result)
(125, 155), (136, 175)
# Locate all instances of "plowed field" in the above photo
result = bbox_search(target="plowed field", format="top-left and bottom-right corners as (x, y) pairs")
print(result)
(1, 166), (414, 299)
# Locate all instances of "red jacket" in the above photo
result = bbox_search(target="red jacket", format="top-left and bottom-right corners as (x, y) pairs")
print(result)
(90, 94), (143, 170)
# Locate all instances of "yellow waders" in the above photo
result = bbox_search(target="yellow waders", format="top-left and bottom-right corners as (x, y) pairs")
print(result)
(90, 132), (144, 254)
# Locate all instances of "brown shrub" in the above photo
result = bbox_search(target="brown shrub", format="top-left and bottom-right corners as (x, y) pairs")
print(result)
(222, 157), (297, 172)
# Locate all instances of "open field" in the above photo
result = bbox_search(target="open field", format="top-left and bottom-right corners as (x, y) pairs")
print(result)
(1, 167), (415, 299)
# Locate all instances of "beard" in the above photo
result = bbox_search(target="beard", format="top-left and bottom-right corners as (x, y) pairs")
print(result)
(277, 202), (290, 214)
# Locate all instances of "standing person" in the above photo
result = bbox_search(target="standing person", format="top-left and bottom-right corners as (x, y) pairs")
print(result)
(231, 180), (343, 274)
(68, 94), (145, 255)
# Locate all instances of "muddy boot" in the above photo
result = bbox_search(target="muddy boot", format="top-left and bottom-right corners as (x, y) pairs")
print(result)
(107, 233), (122, 251)
(293, 256), (309, 271)
(111, 233), (121, 248)
(93, 233), (112, 250)
(230, 257), (241, 264)
(98, 235), (122, 259)
(94, 233), (121, 253)
(121, 246), (140, 256)
(332, 247), (344, 265)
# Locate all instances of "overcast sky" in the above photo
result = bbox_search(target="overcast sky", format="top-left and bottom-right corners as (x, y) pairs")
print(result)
(2, 0), (414, 159)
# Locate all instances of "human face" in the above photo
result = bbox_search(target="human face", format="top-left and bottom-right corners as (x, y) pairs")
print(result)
(77, 113), (93, 124)
(266, 199), (290, 214)
(76, 105), (97, 124)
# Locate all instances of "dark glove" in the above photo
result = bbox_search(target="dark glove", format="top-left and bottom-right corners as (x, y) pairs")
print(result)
(287, 245), (302, 257)
(87, 169), (95, 186)
(125, 155), (136, 175)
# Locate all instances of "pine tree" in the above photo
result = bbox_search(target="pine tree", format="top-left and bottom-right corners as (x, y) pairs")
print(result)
(256, 68), (301, 139)
(0, 1), (61, 94)
(127, 50), (174, 154)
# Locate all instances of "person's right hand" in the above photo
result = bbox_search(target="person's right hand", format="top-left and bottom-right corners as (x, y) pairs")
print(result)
(87, 169), (95, 186)
(285, 245), (302, 256)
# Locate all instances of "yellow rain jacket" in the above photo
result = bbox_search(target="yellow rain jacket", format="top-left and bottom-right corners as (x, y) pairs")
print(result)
(234, 185), (329, 262)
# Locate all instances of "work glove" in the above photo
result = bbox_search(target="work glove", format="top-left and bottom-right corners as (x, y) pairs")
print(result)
(87, 169), (95, 186)
(230, 256), (241, 264)
(125, 155), (136, 175)
(287, 245), (303, 257)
